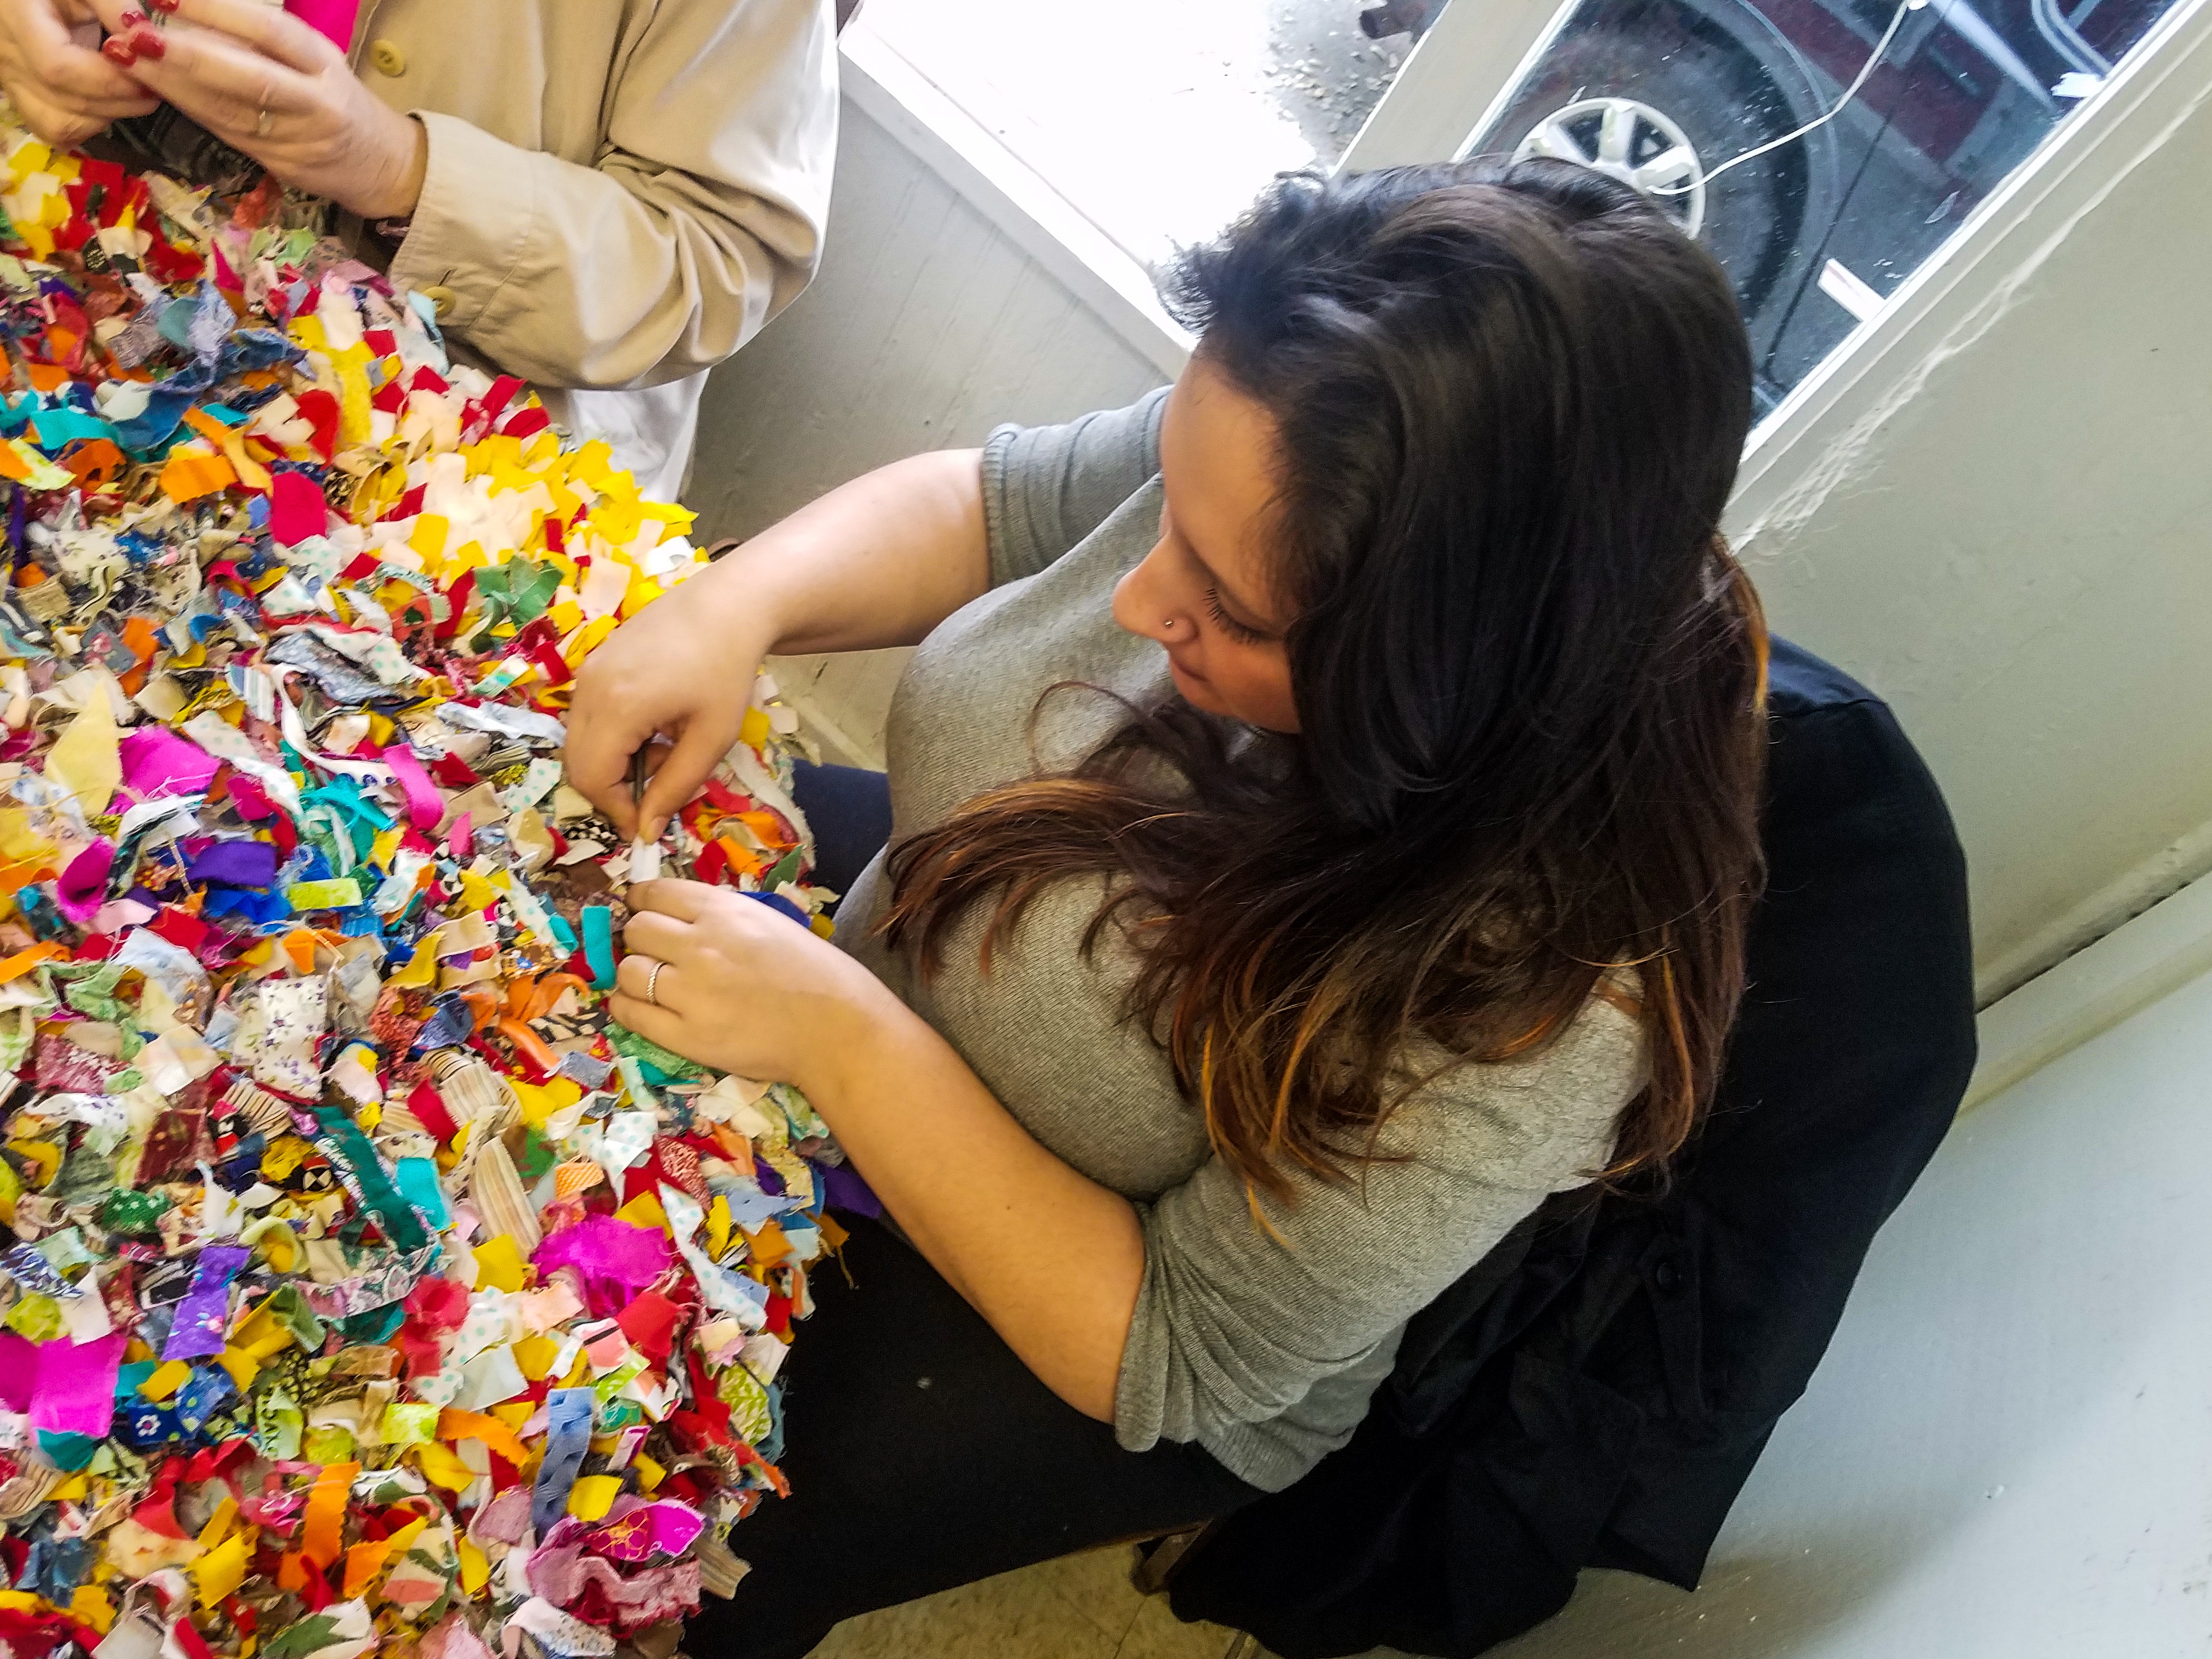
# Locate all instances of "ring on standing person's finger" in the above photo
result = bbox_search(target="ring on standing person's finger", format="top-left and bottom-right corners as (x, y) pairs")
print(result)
(644, 960), (668, 1008)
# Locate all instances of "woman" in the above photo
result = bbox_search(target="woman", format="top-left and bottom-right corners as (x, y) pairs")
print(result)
(564, 159), (1767, 1654)
(0, 0), (837, 500)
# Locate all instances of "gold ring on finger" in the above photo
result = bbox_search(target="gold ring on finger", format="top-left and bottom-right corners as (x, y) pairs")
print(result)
(644, 960), (667, 1008)
(256, 105), (274, 138)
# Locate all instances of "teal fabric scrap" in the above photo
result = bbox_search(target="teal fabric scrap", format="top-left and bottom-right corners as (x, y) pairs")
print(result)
(27, 409), (116, 452)
(36, 1432), (98, 1472)
(312, 1105), (429, 1253)
(394, 1155), (449, 1229)
(581, 904), (616, 989)
(337, 1304), (404, 1345)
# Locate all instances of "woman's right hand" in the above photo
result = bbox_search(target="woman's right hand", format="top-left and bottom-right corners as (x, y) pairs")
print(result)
(567, 448), (991, 839)
(565, 567), (779, 842)
(0, 0), (159, 147)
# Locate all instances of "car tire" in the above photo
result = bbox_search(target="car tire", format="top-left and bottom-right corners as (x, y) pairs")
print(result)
(1473, 0), (1837, 325)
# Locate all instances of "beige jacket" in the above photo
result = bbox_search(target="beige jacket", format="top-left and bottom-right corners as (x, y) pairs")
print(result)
(345, 0), (839, 498)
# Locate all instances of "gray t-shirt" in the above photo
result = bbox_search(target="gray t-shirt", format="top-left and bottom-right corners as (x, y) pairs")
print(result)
(836, 391), (1643, 1492)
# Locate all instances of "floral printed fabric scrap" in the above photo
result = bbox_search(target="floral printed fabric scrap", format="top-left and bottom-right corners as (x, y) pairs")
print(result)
(0, 111), (866, 1659)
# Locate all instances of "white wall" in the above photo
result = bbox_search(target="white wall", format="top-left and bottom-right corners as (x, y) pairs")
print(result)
(1434, 901), (2212, 1659)
(1728, 57), (2212, 998)
(685, 94), (1167, 764)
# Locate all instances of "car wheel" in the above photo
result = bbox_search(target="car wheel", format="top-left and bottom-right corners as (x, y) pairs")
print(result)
(1475, 0), (1829, 320)
(1515, 94), (1713, 235)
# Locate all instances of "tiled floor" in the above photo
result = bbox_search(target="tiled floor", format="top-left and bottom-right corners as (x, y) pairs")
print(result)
(806, 1545), (1258, 1658)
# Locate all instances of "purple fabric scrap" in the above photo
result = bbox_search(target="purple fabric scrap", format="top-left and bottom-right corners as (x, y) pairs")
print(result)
(160, 1244), (249, 1361)
(817, 1161), (882, 1219)
(185, 839), (279, 890)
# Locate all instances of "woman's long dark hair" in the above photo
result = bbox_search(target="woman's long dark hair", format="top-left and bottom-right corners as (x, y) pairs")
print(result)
(883, 159), (1768, 1205)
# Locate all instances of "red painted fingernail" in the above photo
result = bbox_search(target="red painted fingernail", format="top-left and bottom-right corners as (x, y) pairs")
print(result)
(128, 27), (166, 58)
(150, 0), (181, 12)
(101, 36), (138, 65)
(118, 7), (149, 25)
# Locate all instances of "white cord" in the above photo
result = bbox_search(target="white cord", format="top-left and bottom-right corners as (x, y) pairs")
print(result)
(1647, 0), (1920, 196)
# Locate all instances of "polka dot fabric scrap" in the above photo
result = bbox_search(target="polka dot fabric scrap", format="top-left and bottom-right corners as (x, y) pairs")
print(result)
(0, 116), (861, 1659)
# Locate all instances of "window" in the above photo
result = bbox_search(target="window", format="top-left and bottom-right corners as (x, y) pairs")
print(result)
(1375, 0), (2188, 411)
(854, 0), (2200, 422)
(857, 0), (1419, 266)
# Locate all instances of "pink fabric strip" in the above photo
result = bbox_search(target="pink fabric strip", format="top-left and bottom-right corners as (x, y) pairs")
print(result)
(55, 840), (117, 925)
(382, 744), (444, 831)
(286, 0), (362, 49)
(268, 470), (326, 546)
(31, 1331), (127, 1436)
(119, 729), (218, 800)
(0, 1335), (36, 1413)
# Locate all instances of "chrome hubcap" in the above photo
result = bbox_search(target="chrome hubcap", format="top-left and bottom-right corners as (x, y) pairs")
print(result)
(1514, 95), (1707, 237)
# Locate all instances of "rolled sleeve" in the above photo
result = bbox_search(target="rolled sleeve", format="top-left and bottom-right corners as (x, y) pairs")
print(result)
(388, 0), (837, 391)
(387, 112), (536, 351)
(1113, 1001), (1643, 1465)
(981, 388), (1170, 588)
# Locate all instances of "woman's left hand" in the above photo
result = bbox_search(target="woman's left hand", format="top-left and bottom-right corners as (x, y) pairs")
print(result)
(611, 881), (902, 1093)
(93, 0), (426, 219)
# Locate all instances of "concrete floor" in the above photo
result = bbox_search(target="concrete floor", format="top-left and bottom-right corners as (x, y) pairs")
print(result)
(805, 1546), (1260, 1659)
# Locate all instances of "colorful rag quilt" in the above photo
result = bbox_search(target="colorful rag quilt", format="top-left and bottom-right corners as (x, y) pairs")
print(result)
(0, 112), (863, 1659)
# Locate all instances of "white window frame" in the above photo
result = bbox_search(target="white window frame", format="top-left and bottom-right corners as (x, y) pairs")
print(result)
(843, 0), (2212, 510)
(1335, 0), (1581, 173)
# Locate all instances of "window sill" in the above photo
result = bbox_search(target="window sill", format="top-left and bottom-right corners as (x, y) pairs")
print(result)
(837, 28), (1194, 383)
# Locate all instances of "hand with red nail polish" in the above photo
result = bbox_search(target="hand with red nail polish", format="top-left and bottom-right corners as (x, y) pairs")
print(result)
(0, 0), (160, 148)
(84, 0), (428, 219)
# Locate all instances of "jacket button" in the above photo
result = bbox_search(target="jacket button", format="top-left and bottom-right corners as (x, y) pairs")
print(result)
(369, 40), (407, 76)
(1653, 1260), (1683, 1293)
(419, 285), (456, 317)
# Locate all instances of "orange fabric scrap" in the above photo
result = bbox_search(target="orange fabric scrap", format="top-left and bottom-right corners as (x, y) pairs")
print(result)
(59, 439), (125, 489)
(437, 1407), (531, 1467)
(298, 1459), (358, 1570)
(157, 449), (238, 505)
(0, 941), (63, 982)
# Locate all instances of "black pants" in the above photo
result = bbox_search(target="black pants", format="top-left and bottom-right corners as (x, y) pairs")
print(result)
(789, 758), (897, 907)
(682, 765), (1262, 1657)
(683, 1217), (1260, 1658)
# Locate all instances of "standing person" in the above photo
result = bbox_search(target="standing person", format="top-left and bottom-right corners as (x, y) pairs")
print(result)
(563, 158), (1769, 1655)
(0, 0), (838, 501)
